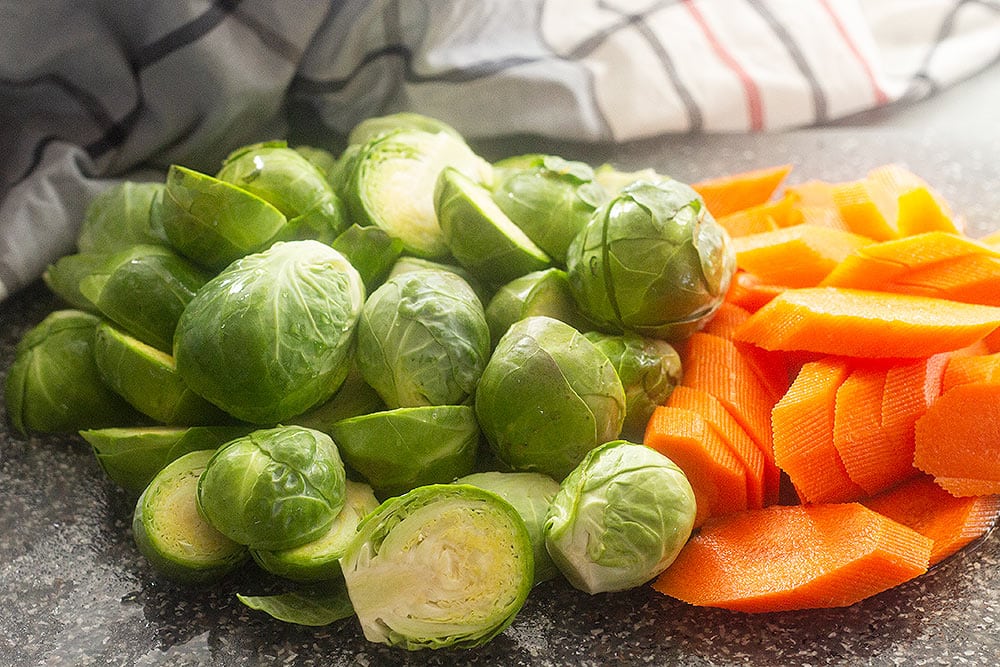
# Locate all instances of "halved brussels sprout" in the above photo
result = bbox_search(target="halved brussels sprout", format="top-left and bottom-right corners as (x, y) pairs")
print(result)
(566, 180), (736, 341)
(76, 181), (167, 254)
(340, 484), (533, 650)
(345, 128), (491, 258)
(544, 440), (696, 594)
(484, 268), (589, 346)
(43, 252), (108, 313)
(197, 426), (347, 551)
(92, 321), (229, 425)
(356, 268), (489, 409)
(293, 145), (339, 179)
(238, 579), (355, 627)
(475, 316), (626, 480)
(81, 425), (254, 496)
(133, 449), (249, 584)
(583, 331), (682, 440)
(456, 471), (561, 585)
(251, 480), (379, 582)
(491, 154), (606, 264)
(5, 310), (141, 435)
(329, 405), (479, 498)
(174, 240), (364, 424)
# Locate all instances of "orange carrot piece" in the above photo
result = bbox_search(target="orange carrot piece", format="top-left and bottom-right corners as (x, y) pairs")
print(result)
(715, 201), (783, 238)
(895, 185), (961, 236)
(832, 179), (899, 241)
(772, 358), (866, 503)
(884, 253), (1000, 306)
(785, 179), (837, 208)
(702, 301), (753, 339)
(652, 503), (932, 613)
(691, 164), (792, 218)
(981, 229), (1000, 248)
(734, 287), (1000, 358)
(667, 385), (771, 508)
(701, 303), (792, 399)
(913, 381), (1000, 496)
(942, 352), (1000, 391)
(862, 474), (1000, 566)
(732, 225), (873, 288)
(724, 271), (786, 313)
(644, 406), (748, 527)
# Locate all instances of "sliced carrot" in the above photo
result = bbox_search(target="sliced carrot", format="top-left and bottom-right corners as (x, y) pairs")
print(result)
(644, 406), (748, 527)
(652, 503), (932, 613)
(732, 225), (873, 288)
(785, 179), (837, 208)
(981, 229), (1000, 248)
(913, 381), (1000, 497)
(667, 385), (772, 508)
(734, 287), (1000, 358)
(942, 352), (1000, 391)
(862, 474), (1000, 566)
(691, 164), (792, 218)
(883, 253), (1000, 306)
(701, 304), (792, 399)
(771, 358), (866, 503)
(715, 200), (784, 238)
(832, 179), (899, 241)
(895, 184), (961, 236)
(702, 301), (753, 339)
(724, 271), (786, 313)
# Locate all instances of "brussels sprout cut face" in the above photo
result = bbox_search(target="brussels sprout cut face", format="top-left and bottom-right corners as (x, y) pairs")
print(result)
(340, 484), (534, 650)
(545, 440), (696, 594)
(197, 426), (348, 551)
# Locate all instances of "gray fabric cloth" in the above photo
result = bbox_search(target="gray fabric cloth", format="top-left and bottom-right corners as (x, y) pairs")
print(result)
(2, 0), (998, 301)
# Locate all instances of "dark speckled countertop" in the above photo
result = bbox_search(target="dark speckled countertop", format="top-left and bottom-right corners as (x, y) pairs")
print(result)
(2, 124), (999, 666)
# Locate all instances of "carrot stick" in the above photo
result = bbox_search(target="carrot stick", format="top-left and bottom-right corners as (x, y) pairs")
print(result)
(732, 225), (873, 288)
(702, 301), (753, 339)
(883, 254), (1000, 306)
(942, 352), (1000, 391)
(691, 164), (792, 218)
(771, 358), (866, 503)
(734, 287), (1000, 358)
(724, 271), (786, 313)
(913, 381), (1000, 497)
(652, 503), (932, 613)
(832, 179), (899, 241)
(644, 406), (749, 527)
(701, 303), (792, 398)
(862, 474), (1000, 566)
(715, 200), (784, 238)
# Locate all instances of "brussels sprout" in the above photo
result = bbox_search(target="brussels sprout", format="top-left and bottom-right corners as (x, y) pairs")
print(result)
(356, 268), (489, 409)
(330, 223), (404, 290)
(329, 405), (479, 498)
(566, 180), (736, 340)
(157, 165), (288, 270)
(92, 322), (229, 425)
(293, 144), (339, 178)
(456, 471), (561, 584)
(5, 310), (142, 435)
(592, 163), (670, 194)
(387, 256), (490, 304)
(484, 268), (590, 346)
(475, 316), (626, 480)
(347, 112), (465, 148)
(251, 480), (379, 582)
(435, 167), (552, 285)
(340, 484), (533, 650)
(345, 128), (491, 258)
(76, 181), (167, 254)
(583, 331), (682, 441)
(133, 449), (249, 584)
(544, 440), (696, 594)
(174, 240), (364, 424)
(491, 154), (606, 264)
(197, 426), (347, 551)
(289, 366), (385, 434)
(239, 578), (355, 627)
(43, 252), (107, 313)
(81, 425), (254, 496)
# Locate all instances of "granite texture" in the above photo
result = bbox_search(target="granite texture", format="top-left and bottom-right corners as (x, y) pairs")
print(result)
(2, 129), (999, 666)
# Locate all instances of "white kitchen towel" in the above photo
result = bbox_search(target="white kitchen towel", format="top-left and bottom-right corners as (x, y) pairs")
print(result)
(1, 0), (998, 301)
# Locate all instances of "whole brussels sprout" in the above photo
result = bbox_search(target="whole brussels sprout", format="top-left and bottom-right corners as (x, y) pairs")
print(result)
(76, 181), (167, 254)
(197, 426), (348, 551)
(174, 240), (364, 424)
(475, 316), (626, 480)
(544, 440), (696, 594)
(566, 180), (736, 341)
(356, 268), (490, 408)
(484, 268), (589, 346)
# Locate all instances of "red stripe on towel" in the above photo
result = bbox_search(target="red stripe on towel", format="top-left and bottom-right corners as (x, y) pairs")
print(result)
(817, 0), (890, 105)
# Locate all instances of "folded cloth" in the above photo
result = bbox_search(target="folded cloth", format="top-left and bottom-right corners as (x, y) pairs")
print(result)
(1, 0), (998, 302)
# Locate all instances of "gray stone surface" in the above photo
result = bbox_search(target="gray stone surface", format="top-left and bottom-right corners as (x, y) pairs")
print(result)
(2, 127), (999, 666)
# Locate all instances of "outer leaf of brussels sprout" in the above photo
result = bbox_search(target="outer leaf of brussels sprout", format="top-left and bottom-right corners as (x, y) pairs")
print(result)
(484, 268), (590, 346)
(76, 181), (167, 254)
(457, 471), (561, 584)
(251, 480), (379, 582)
(544, 440), (696, 594)
(43, 252), (107, 313)
(474, 316), (626, 481)
(592, 164), (671, 194)
(197, 426), (348, 551)
(346, 112), (464, 148)
(93, 322), (230, 425)
(566, 180), (736, 341)
(173, 240), (363, 424)
(81, 425), (254, 496)
(491, 154), (606, 264)
(583, 331), (682, 441)
(340, 484), (534, 650)
(78, 244), (211, 352)
(356, 269), (490, 409)
(238, 578), (355, 627)
(158, 165), (288, 270)
(331, 223), (404, 290)
(133, 450), (249, 584)
(329, 405), (480, 498)
(345, 128), (491, 258)
(435, 167), (551, 286)
(387, 256), (490, 304)
(5, 310), (142, 435)
(293, 145), (339, 179)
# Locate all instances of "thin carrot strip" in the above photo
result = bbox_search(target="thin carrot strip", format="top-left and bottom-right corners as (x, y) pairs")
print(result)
(724, 271), (786, 313)
(691, 164), (792, 218)
(880, 353), (950, 483)
(832, 179), (898, 241)
(884, 254), (1000, 306)
(895, 185), (961, 236)
(942, 352), (1000, 391)
(700, 304), (793, 399)
(732, 225), (873, 288)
